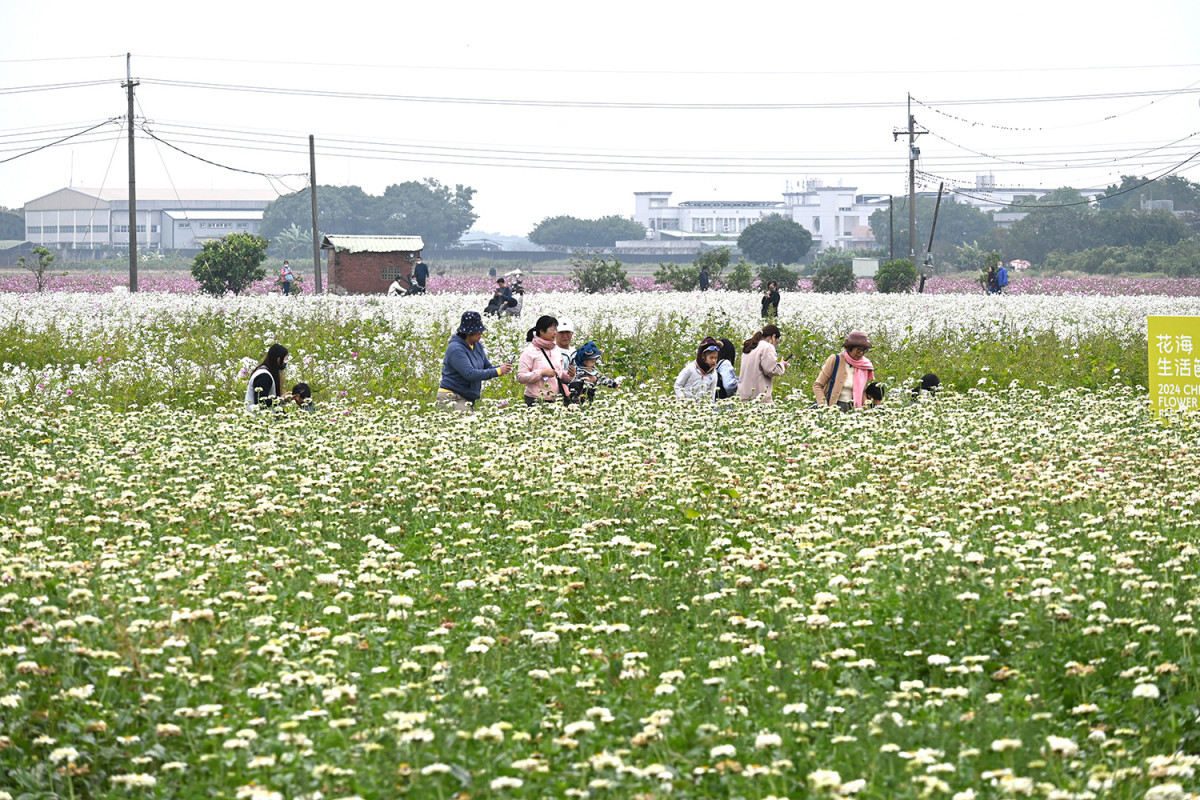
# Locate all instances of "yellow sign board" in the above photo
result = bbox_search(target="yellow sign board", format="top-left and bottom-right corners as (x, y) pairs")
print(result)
(1148, 315), (1200, 417)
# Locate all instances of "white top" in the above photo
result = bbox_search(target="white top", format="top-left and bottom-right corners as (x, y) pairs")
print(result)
(674, 363), (718, 401)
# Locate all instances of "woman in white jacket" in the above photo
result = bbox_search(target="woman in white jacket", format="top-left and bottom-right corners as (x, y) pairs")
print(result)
(674, 338), (720, 401)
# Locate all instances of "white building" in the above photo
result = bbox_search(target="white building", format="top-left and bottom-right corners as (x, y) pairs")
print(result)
(633, 181), (888, 253)
(23, 187), (275, 251)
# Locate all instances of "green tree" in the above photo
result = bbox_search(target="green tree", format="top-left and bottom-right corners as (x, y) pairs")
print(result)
(528, 215), (645, 248)
(1097, 174), (1200, 211)
(377, 179), (478, 248)
(191, 233), (270, 296)
(811, 262), (855, 294)
(723, 258), (755, 292)
(999, 188), (1094, 264)
(569, 251), (629, 293)
(260, 180), (477, 249)
(868, 196), (994, 256)
(755, 263), (801, 291)
(653, 246), (731, 290)
(874, 259), (917, 293)
(0, 208), (24, 239)
(737, 214), (813, 266)
(17, 246), (57, 292)
(270, 223), (312, 259)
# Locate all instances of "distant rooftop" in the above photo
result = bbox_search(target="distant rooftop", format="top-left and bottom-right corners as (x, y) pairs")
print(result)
(678, 200), (782, 208)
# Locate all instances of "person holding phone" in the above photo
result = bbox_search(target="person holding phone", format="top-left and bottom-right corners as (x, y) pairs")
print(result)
(517, 315), (576, 406)
(737, 324), (787, 403)
(437, 312), (512, 412)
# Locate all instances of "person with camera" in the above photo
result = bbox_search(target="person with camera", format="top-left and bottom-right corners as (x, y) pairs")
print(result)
(437, 312), (512, 412)
(812, 330), (875, 411)
(761, 281), (780, 318)
(517, 315), (576, 406)
(737, 324), (787, 403)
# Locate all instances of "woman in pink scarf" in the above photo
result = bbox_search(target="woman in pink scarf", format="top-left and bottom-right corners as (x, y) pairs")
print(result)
(812, 330), (875, 410)
(517, 315), (576, 406)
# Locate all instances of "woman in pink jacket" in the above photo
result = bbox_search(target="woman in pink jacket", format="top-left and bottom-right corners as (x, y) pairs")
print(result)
(737, 324), (788, 403)
(517, 315), (576, 406)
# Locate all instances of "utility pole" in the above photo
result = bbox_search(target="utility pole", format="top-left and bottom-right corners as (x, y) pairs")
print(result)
(893, 93), (926, 266)
(309, 135), (322, 293)
(123, 53), (139, 293)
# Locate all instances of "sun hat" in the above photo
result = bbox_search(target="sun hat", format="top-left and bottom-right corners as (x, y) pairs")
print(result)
(843, 330), (871, 351)
(557, 318), (575, 333)
(457, 311), (487, 336)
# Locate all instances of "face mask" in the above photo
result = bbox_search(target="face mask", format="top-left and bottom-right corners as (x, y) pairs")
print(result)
(280, 362), (287, 371)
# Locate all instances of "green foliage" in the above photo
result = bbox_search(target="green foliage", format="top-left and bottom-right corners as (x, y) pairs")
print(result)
(737, 214), (813, 266)
(954, 242), (1002, 273)
(999, 201), (1189, 265)
(269, 222), (313, 259)
(528, 215), (645, 248)
(17, 246), (57, 292)
(874, 258), (917, 293)
(260, 180), (477, 249)
(811, 262), (856, 294)
(1097, 174), (1200, 211)
(723, 258), (755, 292)
(652, 260), (700, 291)
(1043, 238), (1200, 277)
(190, 233), (270, 296)
(868, 196), (994, 253)
(569, 251), (629, 293)
(755, 263), (800, 291)
(653, 246), (731, 290)
(809, 247), (858, 275)
(0, 208), (24, 239)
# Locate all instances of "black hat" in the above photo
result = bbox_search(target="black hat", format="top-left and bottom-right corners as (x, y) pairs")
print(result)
(457, 311), (486, 336)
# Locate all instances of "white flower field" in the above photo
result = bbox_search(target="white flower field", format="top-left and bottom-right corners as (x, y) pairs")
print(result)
(1, 288), (1198, 800)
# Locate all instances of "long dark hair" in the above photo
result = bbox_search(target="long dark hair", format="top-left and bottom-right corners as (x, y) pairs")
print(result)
(525, 315), (558, 343)
(742, 324), (781, 354)
(717, 338), (736, 365)
(255, 344), (288, 395)
(695, 337), (719, 374)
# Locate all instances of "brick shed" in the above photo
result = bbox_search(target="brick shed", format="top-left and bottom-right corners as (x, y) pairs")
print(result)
(321, 235), (425, 295)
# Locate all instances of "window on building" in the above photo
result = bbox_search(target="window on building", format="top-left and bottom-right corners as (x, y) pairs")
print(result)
(114, 225), (129, 233)
(381, 266), (408, 280)
(94, 225), (108, 233)
(43, 226), (58, 234)
(237, 223), (249, 229)
(811, 218), (820, 233)
(59, 225), (74, 233)
(177, 222), (190, 229)
(150, 225), (159, 233)
(27, 226), (41, 234)
(77, 225), (90, 234)
(136, 225), (146, 233)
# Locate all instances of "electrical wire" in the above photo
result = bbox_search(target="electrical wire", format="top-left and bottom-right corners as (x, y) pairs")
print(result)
(136, 121), (307, 180)
(0, 119), (122, 165)
(0, 79), (114, 95)
(138, 76), (1200, 110)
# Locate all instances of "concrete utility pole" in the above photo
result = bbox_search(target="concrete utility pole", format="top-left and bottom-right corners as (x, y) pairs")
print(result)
(309, 135), (322, 294)
(123, 53), (139, 292)
(893, 93), (927, 266)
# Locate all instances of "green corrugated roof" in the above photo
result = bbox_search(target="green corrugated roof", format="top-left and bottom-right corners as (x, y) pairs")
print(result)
(321, 235), (424, 253)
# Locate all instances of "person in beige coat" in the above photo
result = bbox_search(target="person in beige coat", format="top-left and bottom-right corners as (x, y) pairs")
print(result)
(737, 324), (787, 402)
(813, 330), (875, 410)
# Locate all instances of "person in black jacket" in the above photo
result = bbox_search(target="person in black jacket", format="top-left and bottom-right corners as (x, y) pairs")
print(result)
(761, 281), (780, 318)
(698, 266), (710, 291)
(414, 257), (430, 290)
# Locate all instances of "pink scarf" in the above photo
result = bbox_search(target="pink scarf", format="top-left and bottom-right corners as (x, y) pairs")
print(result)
(532, 335), (556, 351)
(842, 350), (874, 408)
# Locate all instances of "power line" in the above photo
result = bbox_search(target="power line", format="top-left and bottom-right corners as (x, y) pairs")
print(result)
(138, 77), (1200, 111)
(0, 79), (114, 95)
(137, 121), (307, 181)
(130, 52), (1200, 78)
(0, 119), (122, 165)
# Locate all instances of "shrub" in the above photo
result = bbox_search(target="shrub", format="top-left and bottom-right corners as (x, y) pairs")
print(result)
(652, 261), (700, 291)
(723, 259), (755, 292)
(811, 263), (855, 294)
(191, 233), (270, 296)
(874, 259), (917, 294)
(569, 251), (629, 293)
(756, 263), (801, 291)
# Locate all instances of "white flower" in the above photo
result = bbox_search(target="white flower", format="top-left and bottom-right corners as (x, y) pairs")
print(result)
(1045, 735), (1079, 757)
(489, 777), (523, 790)
(1132, 683), (1161, 700)
(808, 769), (842, 791)
(710, 744), (737, 759)
(990, 738), (1022, 752)
(754, 732), (783, 750)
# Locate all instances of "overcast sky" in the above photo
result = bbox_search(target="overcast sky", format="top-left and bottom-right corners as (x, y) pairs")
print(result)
(2, 0), (1198, 235)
